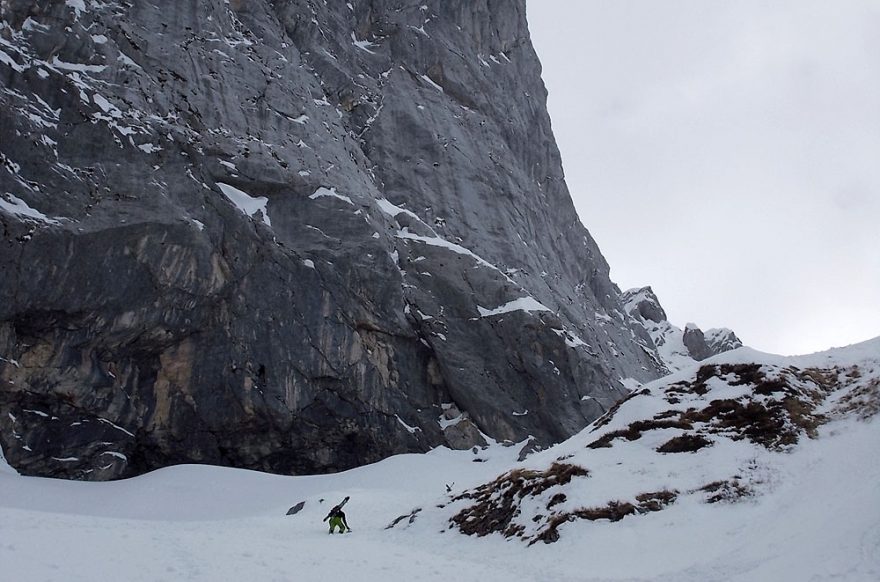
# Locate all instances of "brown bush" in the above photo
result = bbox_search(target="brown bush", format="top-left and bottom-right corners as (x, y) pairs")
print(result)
(657, 433), (712, 453)
(451, 463), (589, 538)
(699, 479), (752, 503)
(829, 376), (879, 421)
(587, 419), (693, 449)
(680, 399), (798, 449)
(574, 501), (636, 522)
(753, 378), (788, 395)
(531, 501), (637, 545)
(635, 490), (678, 512)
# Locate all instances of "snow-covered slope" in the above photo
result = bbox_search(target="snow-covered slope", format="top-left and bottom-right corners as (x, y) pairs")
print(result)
(1, 339), (878, 581)
(433, 338), (880, 576)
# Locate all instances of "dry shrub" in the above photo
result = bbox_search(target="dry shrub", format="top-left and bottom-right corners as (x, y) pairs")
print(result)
(532, 501), (637, 545)
(797, 367), (841, 388)
(699, 479), (752, 503)
(657, 433), (712, 453)
(451, 463), (589, 537)
(680, 397), (807, 449)
(593, 361), (837, 452)
(573, 500), (636, 522)
(587, 419), (692, 449)
(532, 491), (680, 545)
(831, 377), (880, 421)
(635, 490), (678, 512)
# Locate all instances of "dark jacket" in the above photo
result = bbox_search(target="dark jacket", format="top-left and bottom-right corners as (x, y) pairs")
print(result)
(324, 505), (349, 528)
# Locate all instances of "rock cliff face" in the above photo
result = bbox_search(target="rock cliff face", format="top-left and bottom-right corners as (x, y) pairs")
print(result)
(1, 0), (694, 480)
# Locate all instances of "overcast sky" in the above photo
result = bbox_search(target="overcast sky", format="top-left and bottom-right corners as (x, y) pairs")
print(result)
(527, 0), (880, 356)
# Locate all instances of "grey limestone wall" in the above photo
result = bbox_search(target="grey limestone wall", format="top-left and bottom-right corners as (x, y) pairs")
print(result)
(0, 0), (665, 479)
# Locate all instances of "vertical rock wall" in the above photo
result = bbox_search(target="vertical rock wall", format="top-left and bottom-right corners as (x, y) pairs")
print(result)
(0, 0), (667, 479)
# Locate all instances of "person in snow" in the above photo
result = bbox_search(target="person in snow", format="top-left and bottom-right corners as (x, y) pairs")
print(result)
(323, 500), (351, 534)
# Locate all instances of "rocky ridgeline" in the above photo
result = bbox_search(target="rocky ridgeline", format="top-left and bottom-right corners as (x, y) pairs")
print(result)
(621, 286), (742, 371)
(0, 1), (734, 480)
(442, 343), (879, 545)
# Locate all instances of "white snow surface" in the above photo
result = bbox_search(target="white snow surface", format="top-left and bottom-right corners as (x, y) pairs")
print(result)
(650, 319), (698, 371)
(309, 186), (353, 205)
(395, 228), (506, 276)
(375, 197), (422, 222)
(351, 32), (378, 54)
(0, 194), (60, 225)
(477, 296), (551, 317)
(216, 182), (271, 226)
(1, 338), (878, 581)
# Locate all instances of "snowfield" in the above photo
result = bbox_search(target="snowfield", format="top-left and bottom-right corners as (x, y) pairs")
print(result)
(2, 339), (878, 581)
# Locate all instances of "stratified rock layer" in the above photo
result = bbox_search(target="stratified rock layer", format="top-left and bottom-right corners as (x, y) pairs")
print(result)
(1, 0), (668, 480)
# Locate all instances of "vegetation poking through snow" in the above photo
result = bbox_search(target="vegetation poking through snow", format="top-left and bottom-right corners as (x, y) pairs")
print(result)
(698, 479), (754, 504)
(448, 457), (682, 545)
(448, 458), (686, 544)
(589, 363), (838, 451)
(533, 490), (679, 545)
(635, 489), (679, 511)
(448, 351), (878, 545)
(657, 433), (713, 453)
(450, 463), (589, 539)
(829, 373), (880, 421)
(587, 418), (692, 449)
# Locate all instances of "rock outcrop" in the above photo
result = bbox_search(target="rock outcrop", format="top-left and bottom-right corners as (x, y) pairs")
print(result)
(621, 287), (743, 371)
(3, 0), (680, 480)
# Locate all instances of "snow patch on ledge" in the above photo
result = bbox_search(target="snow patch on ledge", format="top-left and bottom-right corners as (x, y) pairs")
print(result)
(217, 183), (271, 226)
(309, 186), (353, 205)
(552, 328), (589, 349)
(49, 56), (106, 73)
(351, 32), (378, 54)
(376, 198), (423, 223)
(396, 229), (501, 273)
(477, 297), (551, 318)
(0, 194), (61, 225)
(97, 418), (135, 438)
(438, 414), (464, 430)
(419, 74), (444, 92)
(396, 415), (421, 434)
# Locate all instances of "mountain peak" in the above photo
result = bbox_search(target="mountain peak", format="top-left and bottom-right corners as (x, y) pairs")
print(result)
(622, 287), (742, 372)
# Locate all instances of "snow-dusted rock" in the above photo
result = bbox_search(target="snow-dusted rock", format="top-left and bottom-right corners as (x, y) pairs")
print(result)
(622, 286), (743, 372)
(0, 1), (665, 480)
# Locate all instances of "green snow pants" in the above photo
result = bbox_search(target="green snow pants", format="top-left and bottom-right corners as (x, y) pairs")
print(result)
(328, 516), (345, 533)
